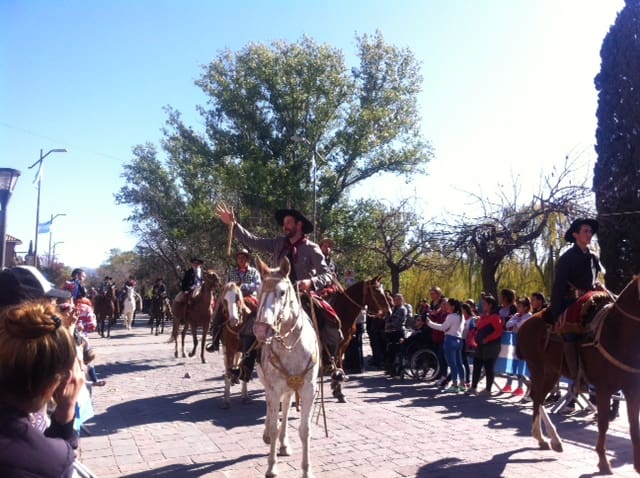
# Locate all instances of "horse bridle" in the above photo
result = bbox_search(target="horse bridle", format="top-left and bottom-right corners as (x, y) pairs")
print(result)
(221, 285), (246, 327)
(256, 277), (304, 350)
(341, 279), (391, 316)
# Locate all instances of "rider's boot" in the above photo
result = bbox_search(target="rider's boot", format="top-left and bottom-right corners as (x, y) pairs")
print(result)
(206, 326), (221, 352)
(563, 340), (583, 392)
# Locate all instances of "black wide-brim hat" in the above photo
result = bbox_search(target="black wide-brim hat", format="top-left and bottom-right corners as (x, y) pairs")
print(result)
(275, 209), (314, 234)
(564, 218), (599, 242)
(190, 257), (204, 265)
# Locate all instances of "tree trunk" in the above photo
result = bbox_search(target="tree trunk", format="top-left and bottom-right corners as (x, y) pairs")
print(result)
(389, 265), (401, 294)
(480, 256), (501, 298)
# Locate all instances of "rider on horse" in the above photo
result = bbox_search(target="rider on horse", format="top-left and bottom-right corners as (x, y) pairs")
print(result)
(550, 217), (605, 383)
(152, 277), (167, 299)
(217, 205), (344, 376)
(208, 248), (262, 352)
(175, 258), (205, 304)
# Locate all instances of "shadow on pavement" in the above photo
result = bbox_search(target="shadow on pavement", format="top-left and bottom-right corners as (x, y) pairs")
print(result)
(351, 373), (635, 471)
(120, 454), (264, 478)
(98, 359), (178, 380)
(415, 447), (554, 478)
(84, 388), (266, 437)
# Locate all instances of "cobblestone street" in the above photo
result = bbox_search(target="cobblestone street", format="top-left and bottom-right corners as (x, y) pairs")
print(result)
(78, 316), (637, 477)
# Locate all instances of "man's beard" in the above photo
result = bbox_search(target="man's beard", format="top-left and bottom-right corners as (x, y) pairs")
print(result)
(283, 227), (295, 238)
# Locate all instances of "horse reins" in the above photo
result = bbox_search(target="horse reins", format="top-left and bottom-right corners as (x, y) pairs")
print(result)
(338, 279), (389, 317)
(580, 278), (640, 373)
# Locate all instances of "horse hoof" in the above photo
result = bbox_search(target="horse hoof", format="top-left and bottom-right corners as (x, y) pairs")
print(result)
(337, 395), (347, 403)
(551, 441), (563, 452)
(242, 396), (252, 404)
(278, 446), (291, 456)
(598, 462), (613, 475)
(201, 358), (207, 364)
(539, 441), (550, 451)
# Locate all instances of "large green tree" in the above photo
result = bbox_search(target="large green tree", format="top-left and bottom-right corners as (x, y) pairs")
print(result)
(117, 32), (432, 272)
(594, 0), (640, 292)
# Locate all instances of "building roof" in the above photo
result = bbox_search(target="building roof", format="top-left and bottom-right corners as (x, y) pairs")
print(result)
(4, 234), (22, 244)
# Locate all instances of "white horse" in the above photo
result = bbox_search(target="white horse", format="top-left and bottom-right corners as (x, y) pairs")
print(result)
(254, 257), (319, 478)
(122, 285), (139, 330)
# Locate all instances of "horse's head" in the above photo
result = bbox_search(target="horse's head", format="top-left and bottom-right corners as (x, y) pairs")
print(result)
(353, 275), (391, 317)
(220, 282), (250, 327)
(253, 257), (299, 344)
(204, 269), (221, 288)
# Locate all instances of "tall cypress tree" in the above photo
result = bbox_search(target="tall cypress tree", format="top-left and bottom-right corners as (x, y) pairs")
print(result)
(594, 0), (640, 292)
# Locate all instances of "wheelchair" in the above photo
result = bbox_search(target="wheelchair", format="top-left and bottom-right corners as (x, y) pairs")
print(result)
(394, 333), (440, 381)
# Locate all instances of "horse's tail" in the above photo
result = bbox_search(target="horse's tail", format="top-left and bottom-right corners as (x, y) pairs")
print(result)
(168, 310), (181, 342)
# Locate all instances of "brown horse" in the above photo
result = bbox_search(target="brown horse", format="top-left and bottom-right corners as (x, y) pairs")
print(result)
(170, 270), (220, 363)
(517, 276), (640, 474)
(93, 285), (118, 338)
(217, 282), (255, 408)
(150, 295), (171, 336)
(327, 276), (392, 401)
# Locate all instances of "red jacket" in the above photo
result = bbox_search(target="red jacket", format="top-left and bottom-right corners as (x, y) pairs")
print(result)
(469, 313), (503, 347)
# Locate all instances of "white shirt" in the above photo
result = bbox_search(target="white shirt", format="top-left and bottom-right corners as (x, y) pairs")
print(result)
(428, 312), (464, 338)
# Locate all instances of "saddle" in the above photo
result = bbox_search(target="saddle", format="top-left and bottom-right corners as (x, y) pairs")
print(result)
(306, 292), (341, 328)
(555, 290), (613, 336)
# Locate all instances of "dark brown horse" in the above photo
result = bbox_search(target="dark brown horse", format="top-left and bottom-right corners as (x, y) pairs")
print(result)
(517, 276), (640, 474)
(170, 269), (220, 363)
(93, 285), (118, 338)
(327, 276), (392, 401)
(150, 295), (171, 336)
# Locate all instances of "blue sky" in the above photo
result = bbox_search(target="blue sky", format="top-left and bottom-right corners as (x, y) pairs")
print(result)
(0, 0), (625, 268)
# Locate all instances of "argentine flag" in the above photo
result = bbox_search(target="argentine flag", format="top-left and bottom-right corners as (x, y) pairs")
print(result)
(38, 220), (52, 234)
(496, 332), (529, 376)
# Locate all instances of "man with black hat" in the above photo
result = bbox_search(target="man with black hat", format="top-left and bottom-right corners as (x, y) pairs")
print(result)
(98, 276), (113, 296)
(175, 257), (204, 303)
(217, 206), (333, 292)
(216, 204), (345, 394)
(550, 218), (603, 383)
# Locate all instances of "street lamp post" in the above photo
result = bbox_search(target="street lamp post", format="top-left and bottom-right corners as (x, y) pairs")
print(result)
(0, 168), (21, 269)
(29, 148), (67, 268)
(291, 136), (317, 241)
(47, 213), (67, 267)
(51, 241), (64, 266)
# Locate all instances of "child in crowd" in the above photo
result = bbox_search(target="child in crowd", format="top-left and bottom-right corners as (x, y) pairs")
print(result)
(498, 288), (517, 325)
(461, 302), (478, 388)
(501, 297), (532, 396)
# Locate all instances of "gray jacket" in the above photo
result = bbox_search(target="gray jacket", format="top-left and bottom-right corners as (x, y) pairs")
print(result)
(233, 223), (333, 292)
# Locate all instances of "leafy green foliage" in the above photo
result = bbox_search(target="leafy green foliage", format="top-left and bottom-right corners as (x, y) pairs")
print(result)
(116, 32), (432, 280)
(594, 0), (640, 292)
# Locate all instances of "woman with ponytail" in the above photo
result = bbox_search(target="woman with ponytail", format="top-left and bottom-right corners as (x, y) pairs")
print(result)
(0, 301), (85, 477)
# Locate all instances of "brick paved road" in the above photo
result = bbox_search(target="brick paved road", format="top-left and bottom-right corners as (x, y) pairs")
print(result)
(78, 316), (638, 477)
